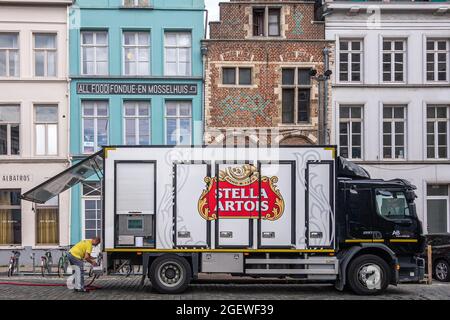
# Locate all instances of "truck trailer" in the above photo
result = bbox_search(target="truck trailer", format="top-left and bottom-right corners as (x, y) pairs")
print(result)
(22, 145), (425, 295)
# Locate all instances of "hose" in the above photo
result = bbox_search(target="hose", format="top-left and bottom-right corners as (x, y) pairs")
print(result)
(0, 275), (102, 290)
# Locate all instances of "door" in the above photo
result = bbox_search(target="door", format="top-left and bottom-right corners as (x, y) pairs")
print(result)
(174, 162), (210, 248)
(306, 161), (334, 248)
(346, 187), (375, 241)
(258, 161), (295, 248)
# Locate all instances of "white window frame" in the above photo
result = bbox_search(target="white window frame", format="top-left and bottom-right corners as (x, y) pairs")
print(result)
(281, 68), (312, 125)
(0, 105), (20, 156)
(122, 31), (150, 76)
(426, 105), (450, 160)
(165, 101), (192, 145)
(164, 32), (192, 76)
(382, 39), (407, 83)
(81, 182), (102, 240)
(33, 33), (57, 77)
(123, 101), (151, 145)
(426, 185), (450, 234)
(339, 105), (364, 160)
(81, 101), (109, 154)
(0, 33), (19, 77)
(426, 39), (449, 83)
(34, 105), (58, 156)
(382, 105), (407, 160)
(338, 39), (363, 83)
(35, 196), (59, 246)
(252, 6), (282, 38)
(81, 31), (109, 76)
(122, 0), (150, 7)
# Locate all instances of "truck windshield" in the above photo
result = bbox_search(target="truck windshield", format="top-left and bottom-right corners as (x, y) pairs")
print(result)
(375, 190), (411, 219)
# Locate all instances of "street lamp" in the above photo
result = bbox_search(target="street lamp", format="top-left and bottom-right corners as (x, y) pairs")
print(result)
(310, 68), (332, 145)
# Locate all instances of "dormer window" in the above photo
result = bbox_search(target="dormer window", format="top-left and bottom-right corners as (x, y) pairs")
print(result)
(123, 0), (150, 7)
(253, 7), (281, 37)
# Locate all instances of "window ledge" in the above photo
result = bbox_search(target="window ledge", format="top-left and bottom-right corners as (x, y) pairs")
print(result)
(119, 5), (154, 10)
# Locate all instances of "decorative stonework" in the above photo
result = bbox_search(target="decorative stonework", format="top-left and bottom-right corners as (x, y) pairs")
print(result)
(217, 92), (271, 122)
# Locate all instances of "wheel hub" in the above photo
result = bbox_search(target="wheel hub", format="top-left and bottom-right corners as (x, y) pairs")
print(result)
(358, 263), (382, 290)
(158, 262), (183, 287)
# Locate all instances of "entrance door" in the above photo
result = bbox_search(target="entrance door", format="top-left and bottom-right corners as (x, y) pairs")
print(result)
(258, 161), (295, 248)
(427, 185), (449, 233)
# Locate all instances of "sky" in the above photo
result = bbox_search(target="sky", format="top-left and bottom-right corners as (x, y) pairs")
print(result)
(206, 0), (228, 24)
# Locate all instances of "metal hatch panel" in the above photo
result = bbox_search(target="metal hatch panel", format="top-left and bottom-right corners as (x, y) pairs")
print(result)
(21, 150), (104, 204)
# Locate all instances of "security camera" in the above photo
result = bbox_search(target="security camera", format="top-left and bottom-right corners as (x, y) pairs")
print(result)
(309, 69), (318, 77)
(324, 70), (333, 77)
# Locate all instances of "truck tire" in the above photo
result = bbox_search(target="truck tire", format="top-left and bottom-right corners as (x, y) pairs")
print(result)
(347, 254), (390, 295)
(434, 260), (450, 282)
(149, 254), (192, 294)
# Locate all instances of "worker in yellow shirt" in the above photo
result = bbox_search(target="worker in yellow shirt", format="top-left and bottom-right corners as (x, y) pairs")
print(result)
(67, 237), (101, 292)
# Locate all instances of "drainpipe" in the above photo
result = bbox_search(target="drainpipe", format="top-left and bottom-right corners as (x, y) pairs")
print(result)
(201, 9), (209, 145)
(323, 47), (330, 145)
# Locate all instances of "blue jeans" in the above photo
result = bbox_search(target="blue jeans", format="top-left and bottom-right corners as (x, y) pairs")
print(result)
(67, 253), (84, 290)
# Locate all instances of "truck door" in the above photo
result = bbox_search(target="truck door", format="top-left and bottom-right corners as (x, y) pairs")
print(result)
(346, 186), (375, 241)
(258, 161), (295, 248)
(372, 188), (421, 253)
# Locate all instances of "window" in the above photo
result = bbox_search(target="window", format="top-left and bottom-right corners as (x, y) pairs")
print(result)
(375, 190), (411, 220)
(36, 197), (59, 245)
(222, 67), (252, 85)
(253, 7), (281, 37)
(165, 101), (192, 145)
(281, 68), (311, 124)
(427, 105), (449, 159)
(82, 182), (102, 239)
(427, 185), (449, 233)
(81, 31), (108, 75)
(339, 40), (363, 82)
(164, 32), (191, 76)
(383, 105), (406, 159)
(0, 33), (19, 77)
(123, 0), (150, 7)
(0, 189), (21, 245)
(35, 105), (58, 156)
(426, 39), (449, 82)
(339, 105), (363, 159)
(34, 34), (57, 77)
(0, 105), (20, 156)
(382, 39), (406, 82)
(82, 101), (109, 154)
(123, 32), (150, 76)
(123, 101), (150, 145)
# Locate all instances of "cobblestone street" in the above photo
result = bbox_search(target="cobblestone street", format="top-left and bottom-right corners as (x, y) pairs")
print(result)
(0, 275), (449, 300)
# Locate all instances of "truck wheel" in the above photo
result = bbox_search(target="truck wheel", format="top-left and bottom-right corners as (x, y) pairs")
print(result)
(149, 255), (191, 294)
(347, 254), (390, 295)
(434, 260), (450, 282)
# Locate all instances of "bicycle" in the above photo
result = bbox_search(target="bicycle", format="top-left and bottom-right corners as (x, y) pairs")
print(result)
(57, 248), (70, 278)
(88, 251), (103, 278)
(114, 259), (141, 277)
(7, 250), (20, 277)
(41, 250), (53, 277)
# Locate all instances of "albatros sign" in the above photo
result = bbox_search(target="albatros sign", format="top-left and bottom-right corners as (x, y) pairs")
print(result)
(77, 83), (198, 95)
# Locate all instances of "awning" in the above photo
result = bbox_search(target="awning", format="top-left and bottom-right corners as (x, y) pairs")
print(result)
(21, 150), (104, 204)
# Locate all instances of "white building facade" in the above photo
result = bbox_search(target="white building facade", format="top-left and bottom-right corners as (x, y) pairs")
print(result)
(0, 0), (72, 257)
(324, 1), (450, 233)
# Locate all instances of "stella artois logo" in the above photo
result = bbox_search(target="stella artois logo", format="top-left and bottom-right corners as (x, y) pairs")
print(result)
(198, 165), (285, 221)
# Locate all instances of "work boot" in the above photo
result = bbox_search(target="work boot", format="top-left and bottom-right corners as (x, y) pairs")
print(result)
(74, 288), (89, 293)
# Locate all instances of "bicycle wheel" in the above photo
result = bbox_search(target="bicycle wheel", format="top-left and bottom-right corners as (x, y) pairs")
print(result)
(7, 263), (13, 277)
(119, 263), (131, 276)
(41, 260), (46, 277)
(57, 258), (64, 278)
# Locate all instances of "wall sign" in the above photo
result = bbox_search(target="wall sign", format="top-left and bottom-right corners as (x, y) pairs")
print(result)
(2, 174), (32, 182)
(77, 83), (198, 95)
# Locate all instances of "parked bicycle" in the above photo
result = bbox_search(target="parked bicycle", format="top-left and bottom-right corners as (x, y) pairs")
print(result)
(7, 250), (21, 277)
(41, 250), (53, 277)
(57, 248), (70, 278)
(114, 259), (141, 277)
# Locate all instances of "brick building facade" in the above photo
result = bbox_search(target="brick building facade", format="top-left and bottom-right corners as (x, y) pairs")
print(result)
(203, 0), (334, 145)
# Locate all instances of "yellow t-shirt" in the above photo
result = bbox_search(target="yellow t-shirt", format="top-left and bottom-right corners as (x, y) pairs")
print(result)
(69, 240), (93, 260)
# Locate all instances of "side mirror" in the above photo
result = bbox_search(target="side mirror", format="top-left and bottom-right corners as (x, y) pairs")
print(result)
(405, 190), (417, 202)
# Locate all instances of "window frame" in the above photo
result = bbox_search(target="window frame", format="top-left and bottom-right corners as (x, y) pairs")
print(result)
(82, 182), (102, 240)
(281, 67), (312, 125)
(252, 6), (282, 38)
(34, 104), (58, 156)
(164, 31), (192, 77)
(33, 33), (57, 78)
(0, 104), (20, 156)
(35, 197), (59, 246)
(221, 66), (253, 86)
(382, 38), (407, 83)
(122, 31), (151, 76)
(426, 184), (450, 234)
(123, 100), (151, 145)
(0, 189), (22, 246)
(426, 105), (450, 160)
(375, 189), (413, 222)
(122, 0), (150, 7)
(338, 39), (363, 83)
(81, 100), (109, 154)
(0, 32), (19, 77)
(165, 100), (192, 146)
(339, 105), (364, 160)
(80, 31), (109, 76)
(426, 38), (449, 83)
(382, 105), (407, 160)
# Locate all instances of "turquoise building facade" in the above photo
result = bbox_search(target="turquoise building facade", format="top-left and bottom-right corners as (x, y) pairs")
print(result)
(69, 0), (205, 244)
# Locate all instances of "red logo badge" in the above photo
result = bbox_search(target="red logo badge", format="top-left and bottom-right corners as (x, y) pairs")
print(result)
(198, 165), (284, 221)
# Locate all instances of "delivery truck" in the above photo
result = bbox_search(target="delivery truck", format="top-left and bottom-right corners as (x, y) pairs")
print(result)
(21, 145), (425, 295)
